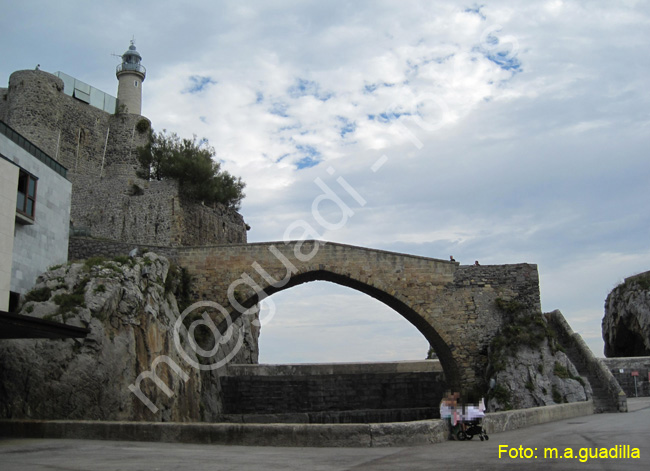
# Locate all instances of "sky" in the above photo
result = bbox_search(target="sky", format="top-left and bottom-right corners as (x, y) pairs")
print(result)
(2, 0), (649, 363)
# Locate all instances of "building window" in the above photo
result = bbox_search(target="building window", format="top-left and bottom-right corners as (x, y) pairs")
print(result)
(134, 80), (139, 88)
(16, 170), (37, 220)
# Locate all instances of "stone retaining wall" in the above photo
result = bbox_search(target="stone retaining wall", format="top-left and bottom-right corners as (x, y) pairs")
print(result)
(602, 357), (650, 398)
(220, 361), (447, 421)
(221, 373), (446, 416)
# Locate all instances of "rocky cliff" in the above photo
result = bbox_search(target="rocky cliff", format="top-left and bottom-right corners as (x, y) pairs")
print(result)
(0, 252), (259, 421)
(485, 306), (592, 411)
(603, 271), (650, 357)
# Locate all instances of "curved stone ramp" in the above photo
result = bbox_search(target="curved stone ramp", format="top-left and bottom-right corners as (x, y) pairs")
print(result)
(0, 401), (593, 447)
(545, 310), (628, 412)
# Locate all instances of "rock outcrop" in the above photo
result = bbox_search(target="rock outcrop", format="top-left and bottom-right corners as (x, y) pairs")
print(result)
(486, 308), (592, 411)
(603, 271), (650, 357)
(0, 253), (259, 421)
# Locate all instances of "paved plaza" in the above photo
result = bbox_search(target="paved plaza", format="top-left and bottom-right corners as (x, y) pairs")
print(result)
(1, 398), (648, 471)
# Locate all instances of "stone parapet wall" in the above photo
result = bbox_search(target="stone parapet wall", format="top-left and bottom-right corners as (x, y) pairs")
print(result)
(0, 418), (448, 447)
(0, 400), (595, 447)
(222, 408), (437, 425)
(546, 310), (627, 411)
(225, 360), (443, 376)
(482, 400), (594, 434)
(177, 198), (247, 246)
(454, 264), (541, 312)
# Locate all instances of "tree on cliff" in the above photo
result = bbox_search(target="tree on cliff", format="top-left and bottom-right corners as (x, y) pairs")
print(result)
(137, 130), (245, 210)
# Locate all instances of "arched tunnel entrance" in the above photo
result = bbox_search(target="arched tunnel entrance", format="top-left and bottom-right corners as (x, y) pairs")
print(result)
(218, 271), (454, 423)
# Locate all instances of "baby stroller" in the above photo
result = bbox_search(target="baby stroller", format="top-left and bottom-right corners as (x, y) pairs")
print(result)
(456, 402), (489, 441)
(457, 418), (489, 441)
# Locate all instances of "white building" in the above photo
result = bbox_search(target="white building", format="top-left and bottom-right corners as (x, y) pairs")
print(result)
(0, 121), (71, 312)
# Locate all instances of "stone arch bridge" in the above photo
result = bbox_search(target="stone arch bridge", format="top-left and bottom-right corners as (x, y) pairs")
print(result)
(175, 240), (541, 391)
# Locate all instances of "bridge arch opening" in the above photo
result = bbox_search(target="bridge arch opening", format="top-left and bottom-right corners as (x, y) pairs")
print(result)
(235, 269), (461, 388)
(257, 281), (429, 363)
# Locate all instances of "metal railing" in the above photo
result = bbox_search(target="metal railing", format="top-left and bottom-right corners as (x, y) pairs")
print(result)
(116, 63), (146, 76)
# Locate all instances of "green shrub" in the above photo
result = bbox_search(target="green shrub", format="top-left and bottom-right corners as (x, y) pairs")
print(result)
(631, 272), (650, 291)
(25, 286), (51, 303)
(554, 362), (570, 379)
(129, 184), (144, 196)
(112, 255), (132, 265)
(165, 263), (193, 313)
(135, 118), (150, 134)
(84, 256), (107, 271)
(137, 130), (246, 210)
(51, 276), (89, 317)
(491, 384), (512, 410)
(638, 275), (650, 290)
(554, 361), (586, 386)
(52, 292), (85, 316)
(495, 297), (525, 314)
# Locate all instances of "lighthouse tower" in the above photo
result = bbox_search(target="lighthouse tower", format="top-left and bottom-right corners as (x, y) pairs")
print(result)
(116, 40), (146, 114)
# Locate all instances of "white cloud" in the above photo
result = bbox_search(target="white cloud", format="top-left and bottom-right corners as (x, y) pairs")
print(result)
(2, 1), (649, 363)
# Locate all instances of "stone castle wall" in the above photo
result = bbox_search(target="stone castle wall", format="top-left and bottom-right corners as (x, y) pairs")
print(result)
(0, 69), (247, 247)
(67, 236), (178, 261)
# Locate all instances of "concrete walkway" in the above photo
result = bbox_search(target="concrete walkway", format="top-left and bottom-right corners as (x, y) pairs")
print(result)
(1, 398), (648, 471)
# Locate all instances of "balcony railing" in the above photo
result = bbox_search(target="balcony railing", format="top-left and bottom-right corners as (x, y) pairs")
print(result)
(116, 63), (146, 76)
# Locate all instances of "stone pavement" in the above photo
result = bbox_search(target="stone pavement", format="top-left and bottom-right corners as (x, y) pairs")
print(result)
(1, 398), (648, 471)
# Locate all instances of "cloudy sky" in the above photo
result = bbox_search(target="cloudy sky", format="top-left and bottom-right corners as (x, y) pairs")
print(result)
(2, 1), (649, 362)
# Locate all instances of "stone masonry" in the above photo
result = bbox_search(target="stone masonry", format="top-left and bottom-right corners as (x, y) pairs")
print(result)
(0, 69), (247, 247)
(602, 357), (650, 398)
(65, 237), (541, 393)
(173, 240), (541, 392)
(220, 361), (446, 423)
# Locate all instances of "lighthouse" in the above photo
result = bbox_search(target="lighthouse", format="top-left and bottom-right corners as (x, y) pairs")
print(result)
(116, 40), (146, 115)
